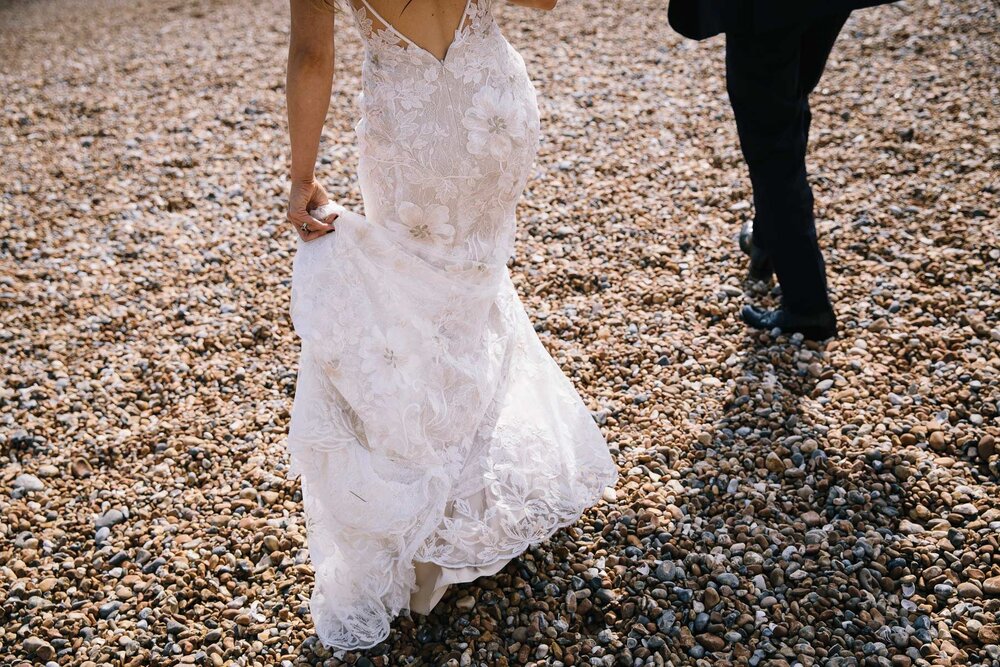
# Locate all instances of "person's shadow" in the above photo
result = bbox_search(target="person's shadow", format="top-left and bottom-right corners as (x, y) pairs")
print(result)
(632, 328), (939, 664)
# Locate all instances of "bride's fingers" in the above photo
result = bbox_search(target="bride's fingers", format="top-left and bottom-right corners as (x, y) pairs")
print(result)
(302, 210), (338, 237)
(287, 215), (337, 241)
(288, 219), (316, 241)
(287, 209), (334, 235)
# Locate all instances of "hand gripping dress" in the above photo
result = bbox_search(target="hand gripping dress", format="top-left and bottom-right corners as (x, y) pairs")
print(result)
(285, 0), (619, 650)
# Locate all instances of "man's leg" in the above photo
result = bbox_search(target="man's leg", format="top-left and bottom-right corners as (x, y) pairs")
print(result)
(798, 13), (850, 153)
(725, 15), (847, 317)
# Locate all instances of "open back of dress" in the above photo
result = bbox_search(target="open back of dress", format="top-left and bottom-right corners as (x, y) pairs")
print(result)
(348, 0), (473, 62)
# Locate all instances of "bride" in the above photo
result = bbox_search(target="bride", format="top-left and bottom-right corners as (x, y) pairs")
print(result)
(282, 0), (618, 650)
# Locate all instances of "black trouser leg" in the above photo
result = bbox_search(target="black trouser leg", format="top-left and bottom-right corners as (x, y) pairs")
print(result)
(725, 12), (849, 315)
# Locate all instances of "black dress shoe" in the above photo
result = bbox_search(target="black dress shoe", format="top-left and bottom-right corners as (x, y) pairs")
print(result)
(738, 219), (754, 255)
(739, 219), (773, 283)
(741, 305), (838, 341)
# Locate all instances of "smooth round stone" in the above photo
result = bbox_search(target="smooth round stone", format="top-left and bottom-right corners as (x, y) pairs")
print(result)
(693, 612), (710, 633)
(654, 561), (677, 582)
(978, 435), (996, 460)
(96, 509), (126, 529)
(716, 573), (740, 588)
(805, 530), (827, 545)
(37, 464), (60, 477)
(99, 601), (122, 619)
(13, 474), (44, 492)
(956, 582), (981, 599)
(934, 583), (954, 598)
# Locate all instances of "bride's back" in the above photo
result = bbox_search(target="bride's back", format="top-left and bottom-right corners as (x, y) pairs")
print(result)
(352, 0), (471, 61)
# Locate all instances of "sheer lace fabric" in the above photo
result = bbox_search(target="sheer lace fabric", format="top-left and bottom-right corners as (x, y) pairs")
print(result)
(285, 0), (619, 650)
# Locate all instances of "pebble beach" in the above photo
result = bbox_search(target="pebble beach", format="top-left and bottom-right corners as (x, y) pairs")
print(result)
(1, 0), (998, 665)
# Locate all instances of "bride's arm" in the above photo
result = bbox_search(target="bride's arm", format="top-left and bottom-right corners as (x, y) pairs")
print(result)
(285, 0), (338, 240)
(506, 0), (558, 10)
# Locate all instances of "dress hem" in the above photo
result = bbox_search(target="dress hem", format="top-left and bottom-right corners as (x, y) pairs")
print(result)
(313, 473), (618, 652)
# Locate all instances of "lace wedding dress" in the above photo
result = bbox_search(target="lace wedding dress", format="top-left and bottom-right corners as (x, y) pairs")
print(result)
(285, 0), (619, 650)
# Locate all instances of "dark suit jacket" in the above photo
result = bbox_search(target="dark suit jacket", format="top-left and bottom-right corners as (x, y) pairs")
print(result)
(668, 0), (896, 40)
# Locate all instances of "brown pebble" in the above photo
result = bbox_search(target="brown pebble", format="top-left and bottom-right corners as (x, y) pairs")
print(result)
(979, 625), (1000, 644)
(979, 435), (996, 461)
(957, 582), (981, 599)
(929, 431), (947, 451)
(697, 633), (725, 652)
(704, 587), (720, 608)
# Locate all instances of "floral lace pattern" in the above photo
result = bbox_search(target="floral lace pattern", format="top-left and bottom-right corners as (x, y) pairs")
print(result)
(285, 0), (619, 651)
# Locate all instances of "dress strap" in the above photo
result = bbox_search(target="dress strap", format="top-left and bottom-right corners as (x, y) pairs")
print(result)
(356, 0), (422, 51)
(346, 0), (478, 61)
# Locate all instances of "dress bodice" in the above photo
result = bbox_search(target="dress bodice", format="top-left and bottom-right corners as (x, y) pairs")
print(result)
(340, 0), (541, 266)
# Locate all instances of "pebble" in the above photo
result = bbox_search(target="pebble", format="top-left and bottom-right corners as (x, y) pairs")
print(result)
(957, 582), (981, 599)
(802, 510), (823, 527)
(980, 435), (996, 460)
(929, 431), (947, 451)
(655, 560), (677, 582)
(71, 458), (94, 478)
(716, 572), (740, 588)
(693, 612), (710, 632)
(23, 637), (55, 661)
(980, 626), (1000, 645)
(95, 509), (126, 528)
(765, 452), (786, 473)
(99, 601), (122, 620)
(13, 474), (44, 492)
(953, 502), (978, 516)
(697, 634), (725, 652)
(814, 379), (834, 394)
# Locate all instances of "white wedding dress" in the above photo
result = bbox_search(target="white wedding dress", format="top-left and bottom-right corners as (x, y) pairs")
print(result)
(285, 0), (619, 651)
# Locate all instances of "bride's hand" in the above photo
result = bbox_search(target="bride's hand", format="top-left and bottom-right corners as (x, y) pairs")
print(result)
(286, 178), (338, 241)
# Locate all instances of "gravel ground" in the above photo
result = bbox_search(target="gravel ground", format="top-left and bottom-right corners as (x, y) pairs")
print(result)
(2, 0), (998, 665)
